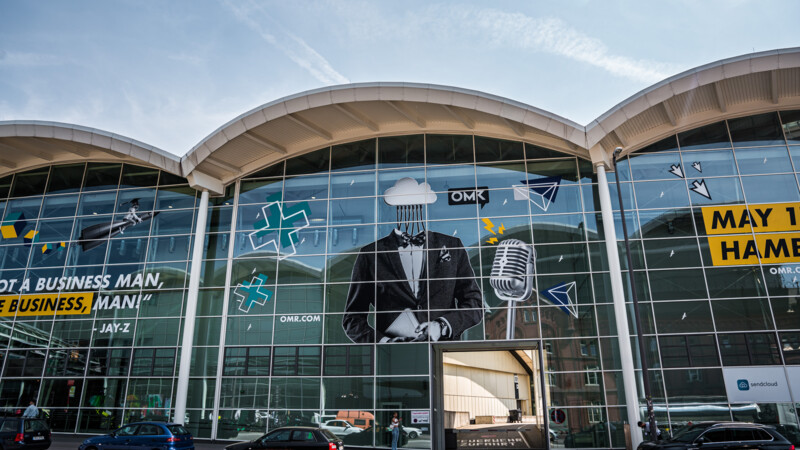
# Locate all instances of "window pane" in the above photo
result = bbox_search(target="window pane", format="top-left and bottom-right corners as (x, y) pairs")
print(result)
(331, 139), (376, 172)
(663, 368), (727, 403)
(285, 148), (329, 176)
(735, 146), (792, 175)
(649, 269), (707, 300)
(712, 298), (775, 331)
(46, 163), (85, 194)
(322, 377), (374, 409)
(426, 134), (473, 164)
(679, 121), (730, 151)
(653, 301), (714, 333)
(719, 333), (781, 365)
(378, 135), (424, 168)
(11, 167), (49, 197)
(680, 149), (737, 177)
(780, 332), (800, 364)
(269, 378), (320, 409)
(377, 343), (426, 375)
(376, 376), (429, 409)
(629, 153), (682, 181)
(475, 137), (524, 162)
(729, 112), (784, 147)
(741, 174), (799, 203)
(83, 163), (121, 191)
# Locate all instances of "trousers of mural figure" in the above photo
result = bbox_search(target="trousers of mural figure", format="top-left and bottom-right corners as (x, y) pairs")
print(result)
(342, 178), (484, 343)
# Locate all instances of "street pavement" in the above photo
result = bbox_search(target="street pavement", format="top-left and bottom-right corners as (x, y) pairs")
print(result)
(49, 434), (386, 450)
(50, 434), (229, 450)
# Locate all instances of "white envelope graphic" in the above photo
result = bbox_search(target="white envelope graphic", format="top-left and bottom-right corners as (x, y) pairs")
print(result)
(513, 180), (559, 212)
(544, 281), (579, 318)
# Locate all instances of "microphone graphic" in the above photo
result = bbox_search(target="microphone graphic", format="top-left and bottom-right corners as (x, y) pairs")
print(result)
(490, 239), (535, 339)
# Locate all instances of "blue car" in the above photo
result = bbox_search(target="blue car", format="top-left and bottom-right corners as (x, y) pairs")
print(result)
(79, 422), (194, 450)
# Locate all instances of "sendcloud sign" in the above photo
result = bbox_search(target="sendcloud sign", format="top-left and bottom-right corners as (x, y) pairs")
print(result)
(737, 378), (778, 391)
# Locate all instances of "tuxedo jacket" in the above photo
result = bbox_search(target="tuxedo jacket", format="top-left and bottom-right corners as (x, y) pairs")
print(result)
(342, 230), (483, 343)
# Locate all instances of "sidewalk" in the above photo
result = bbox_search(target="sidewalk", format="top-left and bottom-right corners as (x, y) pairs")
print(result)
(50, 434), (380, 450)
(50, 434), (229, 450)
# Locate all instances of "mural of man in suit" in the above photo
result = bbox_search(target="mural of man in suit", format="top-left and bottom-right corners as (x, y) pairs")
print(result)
(343, 177), (483, 343)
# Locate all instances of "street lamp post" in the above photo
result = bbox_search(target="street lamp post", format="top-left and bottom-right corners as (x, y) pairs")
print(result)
(612, 147), (657, 443)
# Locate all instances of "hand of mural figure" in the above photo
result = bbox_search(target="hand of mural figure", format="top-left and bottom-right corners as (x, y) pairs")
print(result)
(414, 321), (442, 341)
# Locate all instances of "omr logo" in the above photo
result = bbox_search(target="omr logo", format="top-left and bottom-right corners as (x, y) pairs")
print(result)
(737, 379), (750, 391)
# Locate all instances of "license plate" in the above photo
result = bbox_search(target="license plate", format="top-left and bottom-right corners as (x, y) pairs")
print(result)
(33, 436), (44, 440)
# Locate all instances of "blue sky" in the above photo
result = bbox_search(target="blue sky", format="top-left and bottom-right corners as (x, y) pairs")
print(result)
(1, 0), (797, 156)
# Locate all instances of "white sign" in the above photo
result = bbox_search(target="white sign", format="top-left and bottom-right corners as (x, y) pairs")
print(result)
(722, 367), (791, 403)
(410, 410), (430, 424)
(787, 367), (800, 402)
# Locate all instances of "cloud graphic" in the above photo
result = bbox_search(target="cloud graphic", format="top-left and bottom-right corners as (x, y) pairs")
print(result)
(383, 177), (437, 206)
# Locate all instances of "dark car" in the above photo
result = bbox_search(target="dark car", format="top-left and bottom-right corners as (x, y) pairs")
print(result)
(225, 427), (343, 450)
(0, 417), (51, 450)
(637, 422), (793, 450)
(78, 422), (194, 450)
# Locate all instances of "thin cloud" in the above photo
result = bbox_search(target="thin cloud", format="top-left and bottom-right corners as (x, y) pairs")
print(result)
(0, 50), (63, 67)
(465, 9), (676, 84)
(222, 0), (349, 85)
(328, 2), (678, 84)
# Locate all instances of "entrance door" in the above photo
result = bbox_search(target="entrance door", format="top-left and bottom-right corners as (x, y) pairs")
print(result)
(432, 342), (549, 450)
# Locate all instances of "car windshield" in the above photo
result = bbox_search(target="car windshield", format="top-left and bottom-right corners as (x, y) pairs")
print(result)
(670, 427), (706, 443)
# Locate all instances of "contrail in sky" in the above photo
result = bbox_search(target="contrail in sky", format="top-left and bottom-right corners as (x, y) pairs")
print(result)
(223, 0), (349, 85)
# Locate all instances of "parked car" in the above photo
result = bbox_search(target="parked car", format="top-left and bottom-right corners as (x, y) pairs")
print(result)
(637, 422), (793, 450)
(0, 417), (51, 450)
(401, 426), (423, 439)
(78, 422), (193, 450)
(321, 420), (362, 436)
(225, 427), (343, 450)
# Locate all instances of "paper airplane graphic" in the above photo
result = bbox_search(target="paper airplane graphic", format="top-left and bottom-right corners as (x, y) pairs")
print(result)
(543, 281), (579, 318)
(669, 164), (684, 178)
(513, 176), (561, 212)
(690, 179), (711, 200)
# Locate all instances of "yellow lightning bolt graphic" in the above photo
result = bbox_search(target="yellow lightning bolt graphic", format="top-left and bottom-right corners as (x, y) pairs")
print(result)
(482, 218), (496, 235)
(498, 224), (505, 235)
(486, 237), (498, 244)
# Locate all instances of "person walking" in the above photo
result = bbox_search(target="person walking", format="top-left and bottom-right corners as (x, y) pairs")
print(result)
(638, 421), (662, 439)
(22, 400), (38, 418)
(390, 412), (401, 450)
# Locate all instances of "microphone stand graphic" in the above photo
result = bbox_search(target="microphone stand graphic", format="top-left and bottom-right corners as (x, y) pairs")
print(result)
(490, 239), (535, 339)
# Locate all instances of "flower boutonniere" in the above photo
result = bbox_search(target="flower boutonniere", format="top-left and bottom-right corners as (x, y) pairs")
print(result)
(438, 246), (451, 262)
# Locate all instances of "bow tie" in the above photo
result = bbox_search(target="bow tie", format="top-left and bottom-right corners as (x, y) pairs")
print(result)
(397, 231), (425, 248)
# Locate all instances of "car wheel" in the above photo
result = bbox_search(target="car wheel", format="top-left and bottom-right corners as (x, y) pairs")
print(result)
(408, 432), (418, 439)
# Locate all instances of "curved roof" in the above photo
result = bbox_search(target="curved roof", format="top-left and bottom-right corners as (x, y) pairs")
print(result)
(0, 121), (181, 177)
(1, 48), (799, 195)
(186, 48), (800, 190)
(181, 82), (588, 185)
(587, 47), (800, 162)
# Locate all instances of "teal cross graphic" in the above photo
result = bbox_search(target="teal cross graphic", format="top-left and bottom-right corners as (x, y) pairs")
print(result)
(233, 273), (273, 313)
(248, 192), (311, 257)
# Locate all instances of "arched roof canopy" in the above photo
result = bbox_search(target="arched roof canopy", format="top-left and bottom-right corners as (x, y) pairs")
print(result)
(0, 121), (182, 178)
(183, 83), (588, 190)
(587, 47), (800, 166)
(187, 48), (800, 193)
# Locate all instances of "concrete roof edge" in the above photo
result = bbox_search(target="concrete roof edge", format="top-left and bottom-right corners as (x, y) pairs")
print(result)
(184, 82), (587, 161)
(588, 46), (800, 132)
(0, 120), (180, 165)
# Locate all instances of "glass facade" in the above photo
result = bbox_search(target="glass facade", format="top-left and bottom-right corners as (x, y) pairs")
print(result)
(0, 110), (799, 447)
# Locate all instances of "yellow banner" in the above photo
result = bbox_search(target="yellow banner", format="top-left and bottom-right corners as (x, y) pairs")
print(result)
(0, 292), (94, 317)
(707, 233), (800, 266)
(702, 203), (800, 235)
